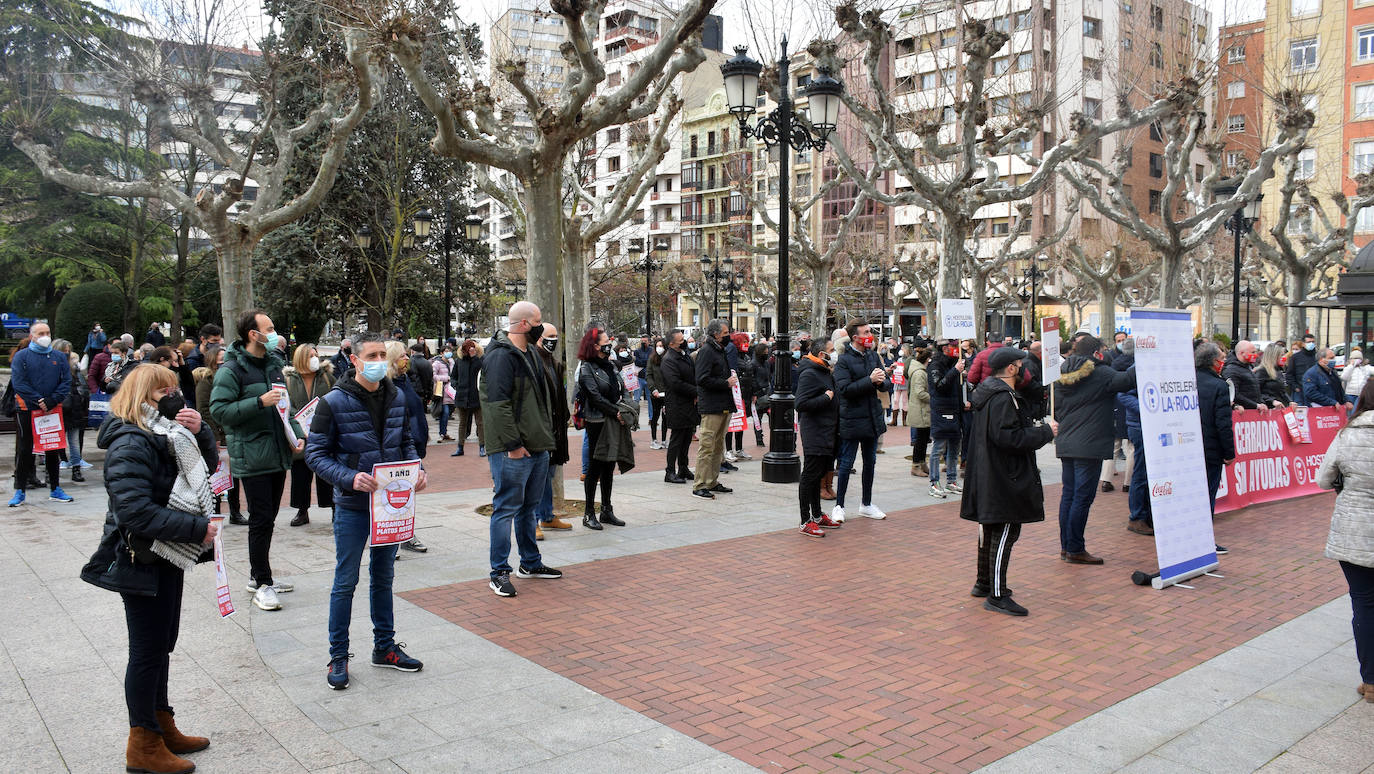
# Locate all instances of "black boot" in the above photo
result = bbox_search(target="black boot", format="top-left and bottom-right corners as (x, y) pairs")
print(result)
(755, 430), (765, 447)
(582, 508), (603, 531)
(229, 511), (249, 526)
(290, 508), (309, 527)
(664, 469), (685, 484)
(72, 469), (85, 483)
(599, 504), (625, 527)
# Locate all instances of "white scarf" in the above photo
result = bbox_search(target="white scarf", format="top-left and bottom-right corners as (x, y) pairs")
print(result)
(143, 404), (215, 571)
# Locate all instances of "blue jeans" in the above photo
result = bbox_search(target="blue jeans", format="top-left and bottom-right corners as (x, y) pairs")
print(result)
(1058, 458), (1101, 553)
(489, 450), (547, 578)
(437, 404), (451, 437)
(328, 506), (399, 661)
(581, 432), (590, 475)
(536, 463), (556, 523)
(930, 437), (959, 485)
(1206, 462), (1223, 515)
(65, 425), (84, 467)
(835, 437), (877, 508)
(1128, 439), (1151, 524)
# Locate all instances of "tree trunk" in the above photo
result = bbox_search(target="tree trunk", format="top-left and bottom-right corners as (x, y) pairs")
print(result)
(970, 270), (989, 344)
(1286, 266), (1312, 340)
(521, 167), (565, 334)
(1097, 281), (1116, 340)
(1201, 291), (1215, 337)
(808, 263), (831, 340)
(211, 232), (255, 330)
(171, 220), (190, 343)
(933, 217), (966, 338)
(1159, 246), (1184, 309)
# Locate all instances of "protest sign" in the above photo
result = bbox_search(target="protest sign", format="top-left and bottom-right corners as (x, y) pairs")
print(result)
(270, 382), (299, 447)
(31, 408), (66, 453)
(727, 374), (747, 433)
(293, 397), (320, 439)
(1215, 406), (1345, 513)
(937, 299), (976, 341)
(892, 361), (906, 386)
(212, 516), (234, 618)
(620, 364), (640, 392)
(370, 460), (421, 546)
(1041, 317), (1062, 383)
(209, 450), (234, 495)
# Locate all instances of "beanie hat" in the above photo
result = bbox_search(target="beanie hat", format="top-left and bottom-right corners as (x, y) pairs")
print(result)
(831, 328), (850, 348)
(988, 347), (1024, 374)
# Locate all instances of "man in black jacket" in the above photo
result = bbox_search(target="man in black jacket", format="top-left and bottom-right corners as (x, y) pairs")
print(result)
(534, 325), (572, 533)
(660, 330), (698, 484)
(832, 321), (890, 521)
(692, 319), (737, 498)
(1196, 342), (1236, 518)
(962, 348), (1057, 615)
(407, 343), (434, 409)
(1223, 341), (1263, 410)
(1286, 334), (1318, 402)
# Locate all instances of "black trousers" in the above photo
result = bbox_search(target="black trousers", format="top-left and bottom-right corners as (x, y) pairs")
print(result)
(241, 470), (287, 586)
(1342, 561), (1374, 684)
(14, 410), (60, 490)
(911, 426), (931, 464)
(289, 458), (335, 511)
(648, 397), (664, 440)
(121, 564), (184, 731)
(583, 421), (615, 511)
(799, 454), (834, 523)
(977, 523), (1021, 597)
(666, 426), (693, 477)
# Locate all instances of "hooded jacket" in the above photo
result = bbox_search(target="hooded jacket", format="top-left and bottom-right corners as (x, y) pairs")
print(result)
(903, 358), (931, 429)
(305, 373), (418, 511)
(960, 377), (1055, 524)
(537, 347), (571, 466)
(11, 344), (70, 412)
(795, 354), (839, 456)
(695, 336), (734, 415)
(1222, 352), (1262, 409)
(1052, 355), (1136, 460)
(661, 346), (700, 430)
(209, 341), (302, 478)
(478, 331), (554, 454)
(81, 415), (217, 596)
(451, 347), (483, 409)
(833, 344), (885, 441)
(928, 350), (964, 439)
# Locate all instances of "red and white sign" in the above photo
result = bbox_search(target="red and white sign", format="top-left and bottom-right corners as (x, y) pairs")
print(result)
(209, 450), (233, 495)
(1215, 406), (1346, 513)
(293, 397), (320, 439)
(370, 460), (420, 546)
(892, 362), (906, 386)
(212, 516), (234, 618)
(1041, 318), (1062, 383)
(727, 373), (748, 433)
(31, 408), (66, 453)
(271, 382), (299, 446)
(620, 364), (639, 392)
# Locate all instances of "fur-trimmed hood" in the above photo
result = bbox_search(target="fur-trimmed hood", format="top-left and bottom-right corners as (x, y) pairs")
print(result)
(1057, 355), (1097, 386)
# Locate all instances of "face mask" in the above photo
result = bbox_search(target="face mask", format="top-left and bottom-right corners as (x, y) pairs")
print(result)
(260, 331), (279, 352)
(308, 356), (320, 372)
(443, 351), (454, 359)
(600, 344), (614, 357)
(342, 346), (352, 355)
(792, 350), (801, 360)
(156, 393), (185, 421)
(541, 338), (558, 354)
(33, 336), (52, 350)
(111, 354), (123, 363)
(1243, 351), (1259, 364)
(1279, 355), (1289, 367)
(360, 360), (388, 383)
(687, 342), (697, 351)
(856, 335), (875, 350)
(1116, 342), (1124, 352)
(397, 359), (410, 373)
(617, 349), (628, 357)
(1213, 359), (1225, 375)
(524, 321), (545, 341)
(655, 346), (665, 355)
(1305, 342), (1316, 351)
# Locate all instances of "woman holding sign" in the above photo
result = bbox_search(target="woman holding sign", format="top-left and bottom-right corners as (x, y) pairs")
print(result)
(285, 345), (335, 527)
(80, 363), (217, 774)
(576, 327), (627, 529)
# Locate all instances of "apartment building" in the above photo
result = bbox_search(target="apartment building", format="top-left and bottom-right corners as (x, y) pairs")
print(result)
(1216, 21), (1265, 176)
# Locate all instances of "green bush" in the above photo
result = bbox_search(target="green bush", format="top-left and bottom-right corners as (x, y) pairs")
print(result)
(55, 282), (125, 347)
(1211, 332), (1232, 350)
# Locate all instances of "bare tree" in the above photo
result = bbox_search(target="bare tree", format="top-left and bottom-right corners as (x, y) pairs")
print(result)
(1062, 238), (1154, 339)
(966, 198), (1080, 341)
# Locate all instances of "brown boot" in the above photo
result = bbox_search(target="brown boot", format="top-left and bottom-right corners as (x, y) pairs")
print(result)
(820, 471), (837, 501)
(126, 726), (195, 774)
(535, 524), (545, 541)
(156, 710), (209, 755)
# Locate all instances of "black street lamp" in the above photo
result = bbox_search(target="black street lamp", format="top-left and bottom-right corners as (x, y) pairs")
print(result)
(1240, 286), (1257, 339)
(700, 253), (733, 319)
(723, 38), (843, 484)
(866, 265), (899, 339)
(633, 241), (668, 337)
(1023, 253), (1049, 340)
(1214, 185), (1263, 343)
(725, 269), (745, 325)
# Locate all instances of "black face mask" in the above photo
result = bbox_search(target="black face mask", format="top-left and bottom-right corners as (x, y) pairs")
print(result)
(525, 321), (545, 342)
(599, 344), (614, 357)
(157, 393), (185, 421)
(541, 338), (558, 353)
(341, 346), (351, 355)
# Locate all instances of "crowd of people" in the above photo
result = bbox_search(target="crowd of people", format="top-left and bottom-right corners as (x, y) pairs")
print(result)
(9, 302), (1363, 773)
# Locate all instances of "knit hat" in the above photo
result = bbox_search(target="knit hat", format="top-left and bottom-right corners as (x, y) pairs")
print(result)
(988, 347), (1023, 374)
(831, 328), (850, 348)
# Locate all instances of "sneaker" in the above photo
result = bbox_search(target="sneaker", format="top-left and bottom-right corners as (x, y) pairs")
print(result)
(710, 483), (733, 494)
(79, 461), (95, 469)
(649, 440), (664, 450)
(945, 482), (962, 494)
(691, 488), (715, 499)
(327, 656), (350, 690)
(245, 580), (295, 593)
(928, 484), (947, 499)
(720, 461), (739, 472)
(253, 585), (282, 611)
(371, 643), (423, 672)
(1215, 544), (1229, 555)
(857, 504), (886, 520)
(516, 564), (563, 579)
(401, 537), (428, 553)
(58, 461), (70, 470)
(7, 491), (23, 508)
(799, 522), (825, 538)
(71, 469), (85, 483)
(48, 487), (74, 503)
(984, 596), (1029, 616)
(734, 450), (752, 461)
(830, 504), (846, 523)
(489, 572), (517, 597)
(724, 451), (737, 463)
(816, 514), (842, 529)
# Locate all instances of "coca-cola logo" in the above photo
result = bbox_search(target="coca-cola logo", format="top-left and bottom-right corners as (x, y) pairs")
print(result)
(1135, 335), (1158, 349)
(1151, 481), (1173, 497)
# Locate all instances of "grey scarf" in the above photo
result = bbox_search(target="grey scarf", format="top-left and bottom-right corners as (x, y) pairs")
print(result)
(142, 404), (214, 571)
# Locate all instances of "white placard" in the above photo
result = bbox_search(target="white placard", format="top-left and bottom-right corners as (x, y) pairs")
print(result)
(937, 299), (976, 341)
(1041, 317), (1062, 383)
(1131, 308), (1218, 589)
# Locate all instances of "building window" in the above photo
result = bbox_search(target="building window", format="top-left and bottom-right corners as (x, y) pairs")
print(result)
(1354, 140), (1374, 174)
(1084, 98), (1102, 119)
(1291, 38), (1318, 72)
(1149, 152), (1164, 177)
(1123, 34), (1133, 50)
(1297, 148), (1316, 179)
(991, 97), (1010, 116)
(1356, 84), (1374, 118)
(606, 156), (621, 173)
(1149, 190), (1162, 214)
(1360, 28), (1374, 62)
(1150, 5), (1164, 30)
(991, 219), (1011, 236)
(1227, 45), (1246, 63)
(1292, 0), (1320, 16)
(1226, 151), (1244, 169)
(1150, 43), (1164, 68)
(1083, 17), (1102, 38)
(1226, 81), (1245, 99)
(1017, 52), (1035, 71)
(1149, 122), (1163, 141)
(1084, 58), (1102, 79)
(1081, 218), (1101, 238)
(1014, 10), (1032, 29)
(992, 57), (1010, 75)
(1227, 114), (1246, 133)
(1358, 207), (1374, 233)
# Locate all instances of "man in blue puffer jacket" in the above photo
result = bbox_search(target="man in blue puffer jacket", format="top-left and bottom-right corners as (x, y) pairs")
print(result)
(306, 331), (426, 691)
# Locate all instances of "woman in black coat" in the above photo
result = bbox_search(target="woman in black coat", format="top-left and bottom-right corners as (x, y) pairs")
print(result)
(80, 363), (217, 773)
(750, 344), (772, 447)
(660, 331), (698, 483)
(795, 348), (841, 536)
(927, 341), (966, 496)
(576, 327), (626, 529)
(450, 340), (484, 456)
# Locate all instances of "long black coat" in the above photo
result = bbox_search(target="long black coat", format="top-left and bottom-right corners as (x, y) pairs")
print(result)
(1196, 367), (1236, 465)
(960, 379), (1055, 524)
(661, 347), (699, 430)
(695, 338), (734, 415)
(1222, 352), (1262, 409)
(538, 350), (571, 466)
(928, 351), (964, 440)
(451, 353), (482, 409)
(795, 355), (838, 456)
(1053, 355), (1136, 460)
(833, 345), (884, 441)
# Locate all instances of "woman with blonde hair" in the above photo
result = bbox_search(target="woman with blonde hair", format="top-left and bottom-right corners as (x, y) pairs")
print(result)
(285, 344), (335, 526)
(80, 363), (218, 773)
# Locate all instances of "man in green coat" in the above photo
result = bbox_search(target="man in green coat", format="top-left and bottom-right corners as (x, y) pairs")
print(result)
(210, 309), (305, 612)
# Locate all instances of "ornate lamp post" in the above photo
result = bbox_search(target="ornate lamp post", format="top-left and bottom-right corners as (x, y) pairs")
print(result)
(722, 39), (843, 484)
(867, 265), (899, 339)
(700, 253), (733, 319)
(633, 240), (668, 336)
(725, 269), (745, 325)
(1215, 185), (1263, 342)
(1023, 253), (1048, 340)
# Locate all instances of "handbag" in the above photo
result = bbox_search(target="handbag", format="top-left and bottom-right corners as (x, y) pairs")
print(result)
(432, 380), (444, 398)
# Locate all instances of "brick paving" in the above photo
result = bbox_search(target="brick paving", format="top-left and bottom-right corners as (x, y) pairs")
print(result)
(425, 426), (683, 493)
(403, 487), (1347, 773)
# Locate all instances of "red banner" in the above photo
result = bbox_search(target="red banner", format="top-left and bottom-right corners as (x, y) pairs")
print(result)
(31, 408), (66, 453)
(1215, 406), (1346, 513)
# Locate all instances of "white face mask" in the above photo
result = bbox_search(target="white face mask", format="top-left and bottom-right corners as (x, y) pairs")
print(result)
(655, 346), (665, 355)
(618, 349), (628, 357)
(308, 356), (320, 372)
(35, 336), (52, 349)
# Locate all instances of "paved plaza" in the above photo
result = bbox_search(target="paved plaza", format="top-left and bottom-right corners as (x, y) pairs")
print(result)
(2, 420), (1372, 773)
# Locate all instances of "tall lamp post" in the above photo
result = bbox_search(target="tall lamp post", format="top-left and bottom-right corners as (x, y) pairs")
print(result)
(357, 212), (432, 329)
(1240, 286), (1257, 339)
(631, 241), (667, 336)
(722, 38), (844, 484)
(700, 253), (733, 319)
(724, 269), (744, 326)
(1214, 185), (1263, 343)
(867, 265), (899, 338)
(1023, 253), (1048, 340)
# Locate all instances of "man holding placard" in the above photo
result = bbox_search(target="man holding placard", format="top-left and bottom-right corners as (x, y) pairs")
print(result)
(306, 331), (426, 690)
(9, 321), (74, 506)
